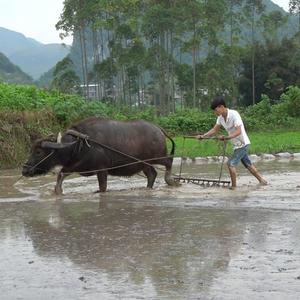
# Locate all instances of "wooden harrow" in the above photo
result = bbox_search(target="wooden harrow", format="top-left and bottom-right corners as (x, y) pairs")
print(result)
(175, 135), (231, 188)
(174, 176), (230, 187)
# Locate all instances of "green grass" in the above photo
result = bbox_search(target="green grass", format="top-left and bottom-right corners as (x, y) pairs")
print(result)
(171, 131), (300, 158)
(248, 131), (300, 155)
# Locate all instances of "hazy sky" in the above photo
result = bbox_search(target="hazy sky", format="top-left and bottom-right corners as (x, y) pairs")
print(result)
(0, 0), (290, 45)
(0, 0), (72, 45)
(272, 0), (289, 11)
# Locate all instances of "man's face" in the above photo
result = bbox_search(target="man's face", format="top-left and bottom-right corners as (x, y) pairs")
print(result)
(213, 105), (225, 116)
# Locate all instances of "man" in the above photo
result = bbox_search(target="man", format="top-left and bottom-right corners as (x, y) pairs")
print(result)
(197, 96), (267, 189)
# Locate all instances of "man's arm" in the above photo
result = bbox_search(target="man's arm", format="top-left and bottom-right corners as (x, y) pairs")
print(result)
(197, 124), (221, 139)
(219, 125), (241, 140)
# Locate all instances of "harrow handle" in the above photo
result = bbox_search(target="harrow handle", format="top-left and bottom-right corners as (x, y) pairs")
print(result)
(184, 135), (218, 140)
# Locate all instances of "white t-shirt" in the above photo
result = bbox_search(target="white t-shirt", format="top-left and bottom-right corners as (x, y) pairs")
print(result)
(216, 109), (250, 149)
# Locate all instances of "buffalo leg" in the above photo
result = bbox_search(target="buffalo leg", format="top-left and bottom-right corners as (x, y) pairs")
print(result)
(97, 171), (108, 192)
(164, 160), (178, 186)
(55, 170), (70, 195)
(143, 166), (157, 188)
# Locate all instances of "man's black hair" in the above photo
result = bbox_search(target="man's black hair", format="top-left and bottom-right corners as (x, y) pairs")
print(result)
(210, 96), (226, 110)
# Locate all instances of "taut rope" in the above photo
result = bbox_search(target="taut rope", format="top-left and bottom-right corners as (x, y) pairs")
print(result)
(59, 129), (175, 175)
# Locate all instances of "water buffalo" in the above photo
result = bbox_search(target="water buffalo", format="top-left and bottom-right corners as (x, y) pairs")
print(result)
(22, 117), (177, 194)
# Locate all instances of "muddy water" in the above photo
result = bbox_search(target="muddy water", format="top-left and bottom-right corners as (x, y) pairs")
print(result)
(1, 160), (300, 299)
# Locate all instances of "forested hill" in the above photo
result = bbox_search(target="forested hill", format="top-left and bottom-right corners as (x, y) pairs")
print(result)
(0, 52), (33, 84)
(260, 0), (297, 36)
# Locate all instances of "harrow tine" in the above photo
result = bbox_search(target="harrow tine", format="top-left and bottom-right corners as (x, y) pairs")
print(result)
(174, 176), (230, 188)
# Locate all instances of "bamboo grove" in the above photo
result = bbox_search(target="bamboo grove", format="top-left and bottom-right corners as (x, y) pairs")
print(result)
(55, 0), (300, 114)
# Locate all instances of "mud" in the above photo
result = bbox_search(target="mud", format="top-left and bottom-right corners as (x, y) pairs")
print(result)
(1, 160), (300, 299)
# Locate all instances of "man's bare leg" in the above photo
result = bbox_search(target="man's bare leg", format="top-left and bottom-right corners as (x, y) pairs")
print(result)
(247, 165), (268, 185)
(228, 166), (237, 189)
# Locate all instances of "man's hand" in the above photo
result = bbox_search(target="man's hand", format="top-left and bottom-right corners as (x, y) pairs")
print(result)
(218, 135), (229, 141)
(196, 134), (205, 140)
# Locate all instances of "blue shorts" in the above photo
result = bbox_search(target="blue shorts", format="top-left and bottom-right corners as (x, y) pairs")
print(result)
(227, 145), (252, 168)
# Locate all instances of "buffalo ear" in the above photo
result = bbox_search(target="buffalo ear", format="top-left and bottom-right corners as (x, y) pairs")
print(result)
(41, 141), (76, 149)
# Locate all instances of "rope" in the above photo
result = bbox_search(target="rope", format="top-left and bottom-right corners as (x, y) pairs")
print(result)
(23, 150), (55, 172)
(78, 137), (174, 175)
(59, 155), (174, 175)
(14, 150), (55, 185)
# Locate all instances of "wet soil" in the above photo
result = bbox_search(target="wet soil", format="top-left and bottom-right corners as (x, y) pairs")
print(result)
(1, 159), (300, 299)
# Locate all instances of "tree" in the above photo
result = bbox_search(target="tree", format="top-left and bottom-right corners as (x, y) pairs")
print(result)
(179, 0), (227, 109)
(51, 57), (80, 94)
(93, 57), (117, 100)
(141, 1), (176, 114)
(289, 0), (300, 30)
(243, 0), (265, 105)
(56, 0), (92, 97)
(174, 63), (193, 108)
(238, 35), (300, 105)
(225, 0), (244, 104)
(261, 11), (288, 43)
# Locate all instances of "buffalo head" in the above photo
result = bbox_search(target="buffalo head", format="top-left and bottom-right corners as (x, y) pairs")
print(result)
(22, 133), (76, 177)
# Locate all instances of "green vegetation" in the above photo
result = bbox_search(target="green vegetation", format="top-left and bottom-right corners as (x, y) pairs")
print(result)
(0, 83), (300, 168)
(173, 131), (300, 158)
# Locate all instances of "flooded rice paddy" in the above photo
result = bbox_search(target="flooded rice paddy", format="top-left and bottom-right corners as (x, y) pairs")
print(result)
(1, 159), (300, 299)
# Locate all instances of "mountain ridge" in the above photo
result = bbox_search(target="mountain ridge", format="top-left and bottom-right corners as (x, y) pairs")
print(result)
(0, 52), (33, 84)
(0, 27), (70, 80)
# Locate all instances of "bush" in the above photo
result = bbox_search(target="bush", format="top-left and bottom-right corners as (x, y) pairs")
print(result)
(244, 95), (272, 118)
(242, 95), (273, 130)
(274, 86), (300, 118)
(157, 109), (216, 134)
(242, 90), (300, 130)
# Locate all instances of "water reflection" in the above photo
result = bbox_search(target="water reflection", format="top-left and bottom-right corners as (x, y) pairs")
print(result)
(21, 200), (247, 297)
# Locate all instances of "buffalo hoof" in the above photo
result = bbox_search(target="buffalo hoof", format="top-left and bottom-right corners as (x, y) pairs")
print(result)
(54, 189), (63, 195)
(165, 178), (180, 187)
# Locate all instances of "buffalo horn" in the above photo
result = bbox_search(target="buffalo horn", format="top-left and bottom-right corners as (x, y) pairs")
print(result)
(57, 132), (62, 143)
(41, 141), (76, 149)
